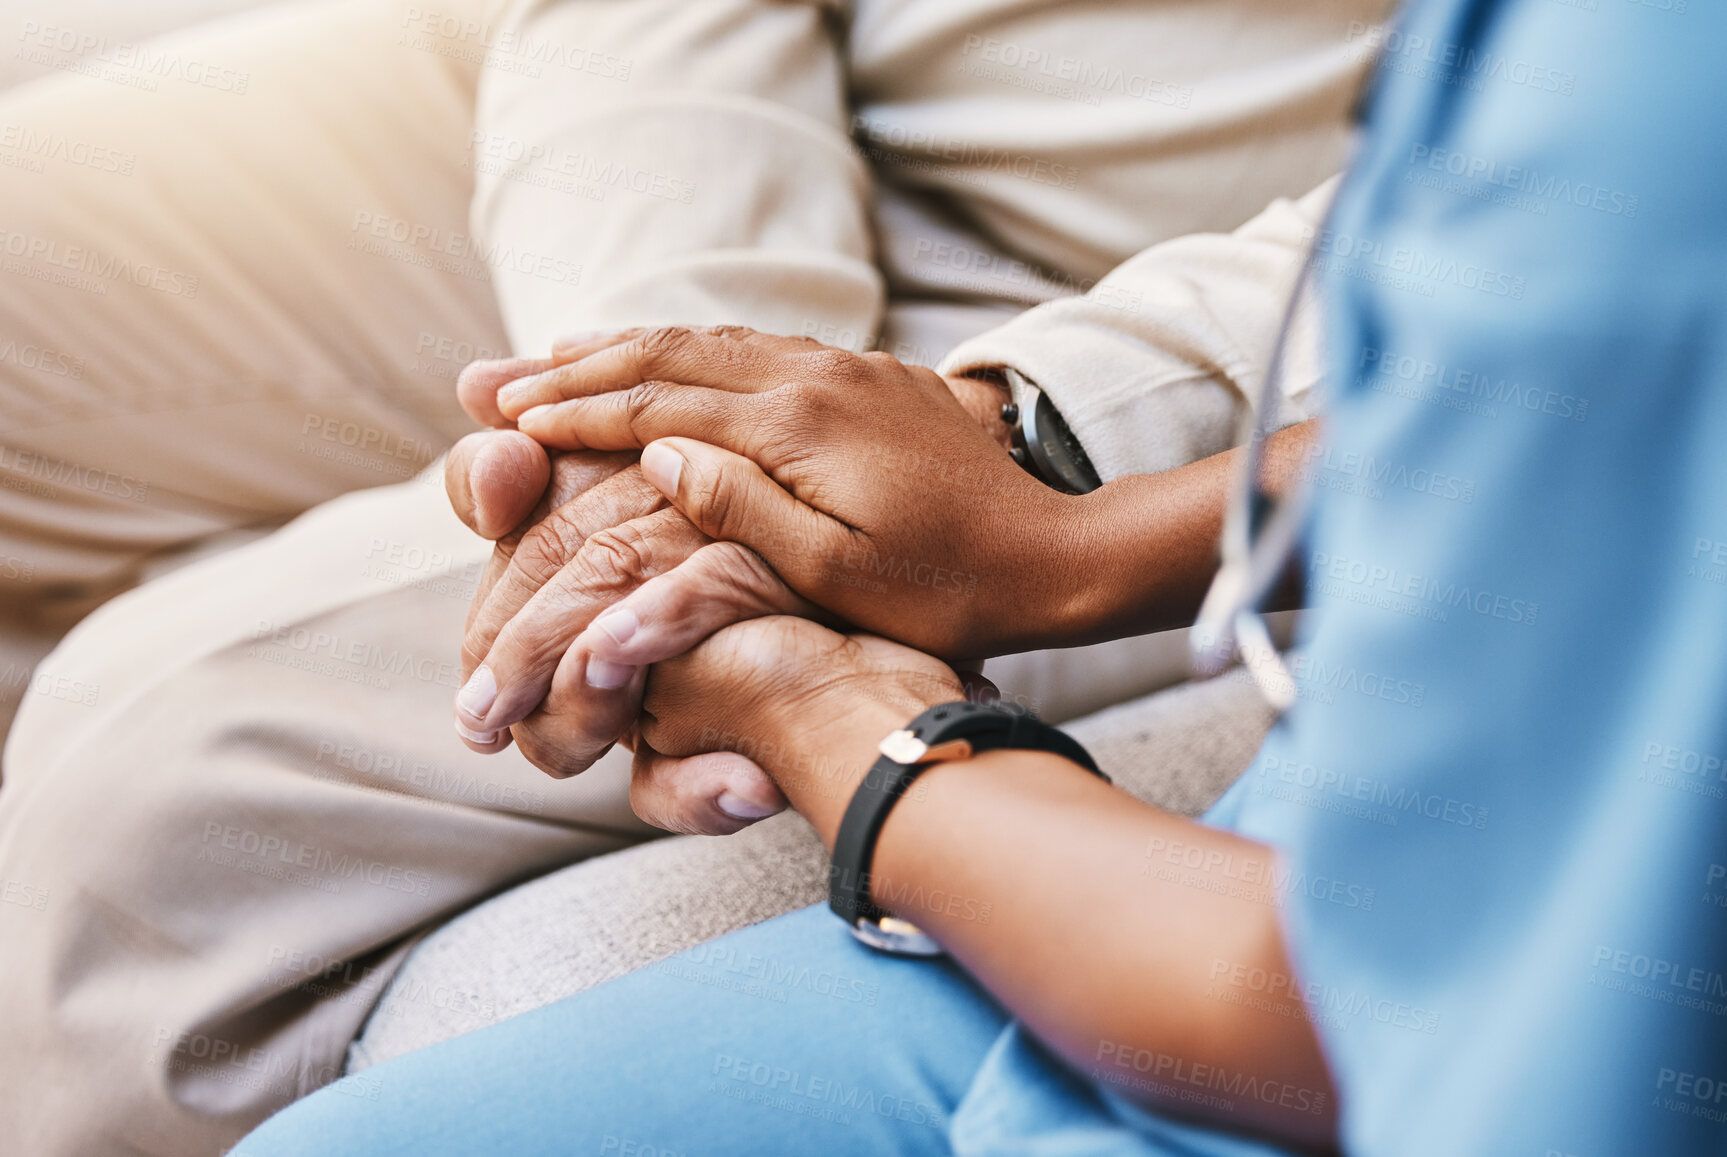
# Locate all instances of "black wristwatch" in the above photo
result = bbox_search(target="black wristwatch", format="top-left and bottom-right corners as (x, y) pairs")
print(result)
(828, 700), (1107, 956)
(1000, 367), (1102, 494)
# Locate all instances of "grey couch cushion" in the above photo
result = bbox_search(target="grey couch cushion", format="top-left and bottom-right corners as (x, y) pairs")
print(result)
(348, 669), (1276, 1071)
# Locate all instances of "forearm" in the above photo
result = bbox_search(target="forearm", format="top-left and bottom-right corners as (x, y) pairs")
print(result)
(500, 331), (1315, 663)
(1039, 418), (1317, 647)
(777, 699), (1336, 1149)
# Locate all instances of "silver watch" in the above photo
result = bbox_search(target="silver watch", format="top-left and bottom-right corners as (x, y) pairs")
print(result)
(999, 367), (1102, 494)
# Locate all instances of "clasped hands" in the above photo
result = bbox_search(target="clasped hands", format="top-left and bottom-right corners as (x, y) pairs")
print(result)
(442, 327), (1092, 842)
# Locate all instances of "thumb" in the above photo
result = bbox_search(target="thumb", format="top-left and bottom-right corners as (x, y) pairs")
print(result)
(638, 438), (840, 583)
(629, 747), (787, 835)
(444, 431), (550, 540)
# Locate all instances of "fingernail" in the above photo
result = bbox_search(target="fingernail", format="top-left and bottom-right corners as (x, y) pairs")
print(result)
(456, 666), (497, 724)
(717, 791), (781, 821)
(516, 403), (553, 428)
(585, 658), (637, 689)
(552, 330), (607, 352)
(640, 442), (683, 495)
(593, 608), (639, 646)
(454, 718), (503, 746)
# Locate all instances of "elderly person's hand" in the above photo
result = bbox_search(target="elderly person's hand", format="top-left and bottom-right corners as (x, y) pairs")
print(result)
(441, 334), (824, 763)
(442, 330), (1018, 764)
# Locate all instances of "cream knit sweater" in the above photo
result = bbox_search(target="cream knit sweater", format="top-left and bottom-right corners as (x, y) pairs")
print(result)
(475, 0), (1390, 477)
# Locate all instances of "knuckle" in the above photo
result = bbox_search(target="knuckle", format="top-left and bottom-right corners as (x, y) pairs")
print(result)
(682, 458), (738, 537)
(801, 347), (863, 384)
(500, 621), (568, 677)
(632, 326), (692, 375)
(510, 725), (566, 778)
(516, 719), (605, 780)
(511, 518), (579, 588)
(625, 378), (672, 428)
(576, 522), (653, 590)
(485, 621), (561, 686)
(781, 374), (849, 424)
(701, 542), (775, 601)
(511, 728), (566, 783)
(463, 608), (508, 668)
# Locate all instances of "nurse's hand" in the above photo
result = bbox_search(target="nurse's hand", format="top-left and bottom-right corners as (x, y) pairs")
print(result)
(491, 327), (1080, 660)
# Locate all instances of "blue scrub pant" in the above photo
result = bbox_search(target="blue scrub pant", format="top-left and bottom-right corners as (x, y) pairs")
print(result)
(237, 905), (1011, 1156)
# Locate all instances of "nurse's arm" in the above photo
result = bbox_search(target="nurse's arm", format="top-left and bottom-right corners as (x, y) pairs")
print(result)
(638, 620), (1339, 1152)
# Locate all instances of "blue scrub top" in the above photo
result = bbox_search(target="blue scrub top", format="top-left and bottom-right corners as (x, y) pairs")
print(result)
(957, 1), (1727, 1152)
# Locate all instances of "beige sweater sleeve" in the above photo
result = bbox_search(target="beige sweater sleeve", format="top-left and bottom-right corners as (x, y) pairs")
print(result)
(939, 177), (1338, 483)
(472, 0), (882, 354)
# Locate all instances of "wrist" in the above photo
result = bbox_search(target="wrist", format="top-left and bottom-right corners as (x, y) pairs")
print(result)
(958, 370), (1118, 654)
(762, 682), (954, 846)
(1035, 483), (1123, 644)
(978, 481), (1105, 652)
(1047, 467), (1231, 645)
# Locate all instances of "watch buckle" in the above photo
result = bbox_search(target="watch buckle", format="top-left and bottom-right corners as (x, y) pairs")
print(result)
(878, 730), (973, 765)
(850, 915), (945, 957)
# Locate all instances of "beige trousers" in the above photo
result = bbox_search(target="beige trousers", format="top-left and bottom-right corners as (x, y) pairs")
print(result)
(0, 0), (503, 730)
(0, 4), (628, 1154)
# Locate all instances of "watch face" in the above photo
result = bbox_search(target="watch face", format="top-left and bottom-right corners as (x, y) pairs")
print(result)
(1025, 390), (1102, 494)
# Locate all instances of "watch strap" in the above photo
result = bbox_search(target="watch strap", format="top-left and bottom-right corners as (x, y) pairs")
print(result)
(828, 701), (1104, 955)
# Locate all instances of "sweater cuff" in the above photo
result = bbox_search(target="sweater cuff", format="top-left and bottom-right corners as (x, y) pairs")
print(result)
(940, 317), (1243, 483)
